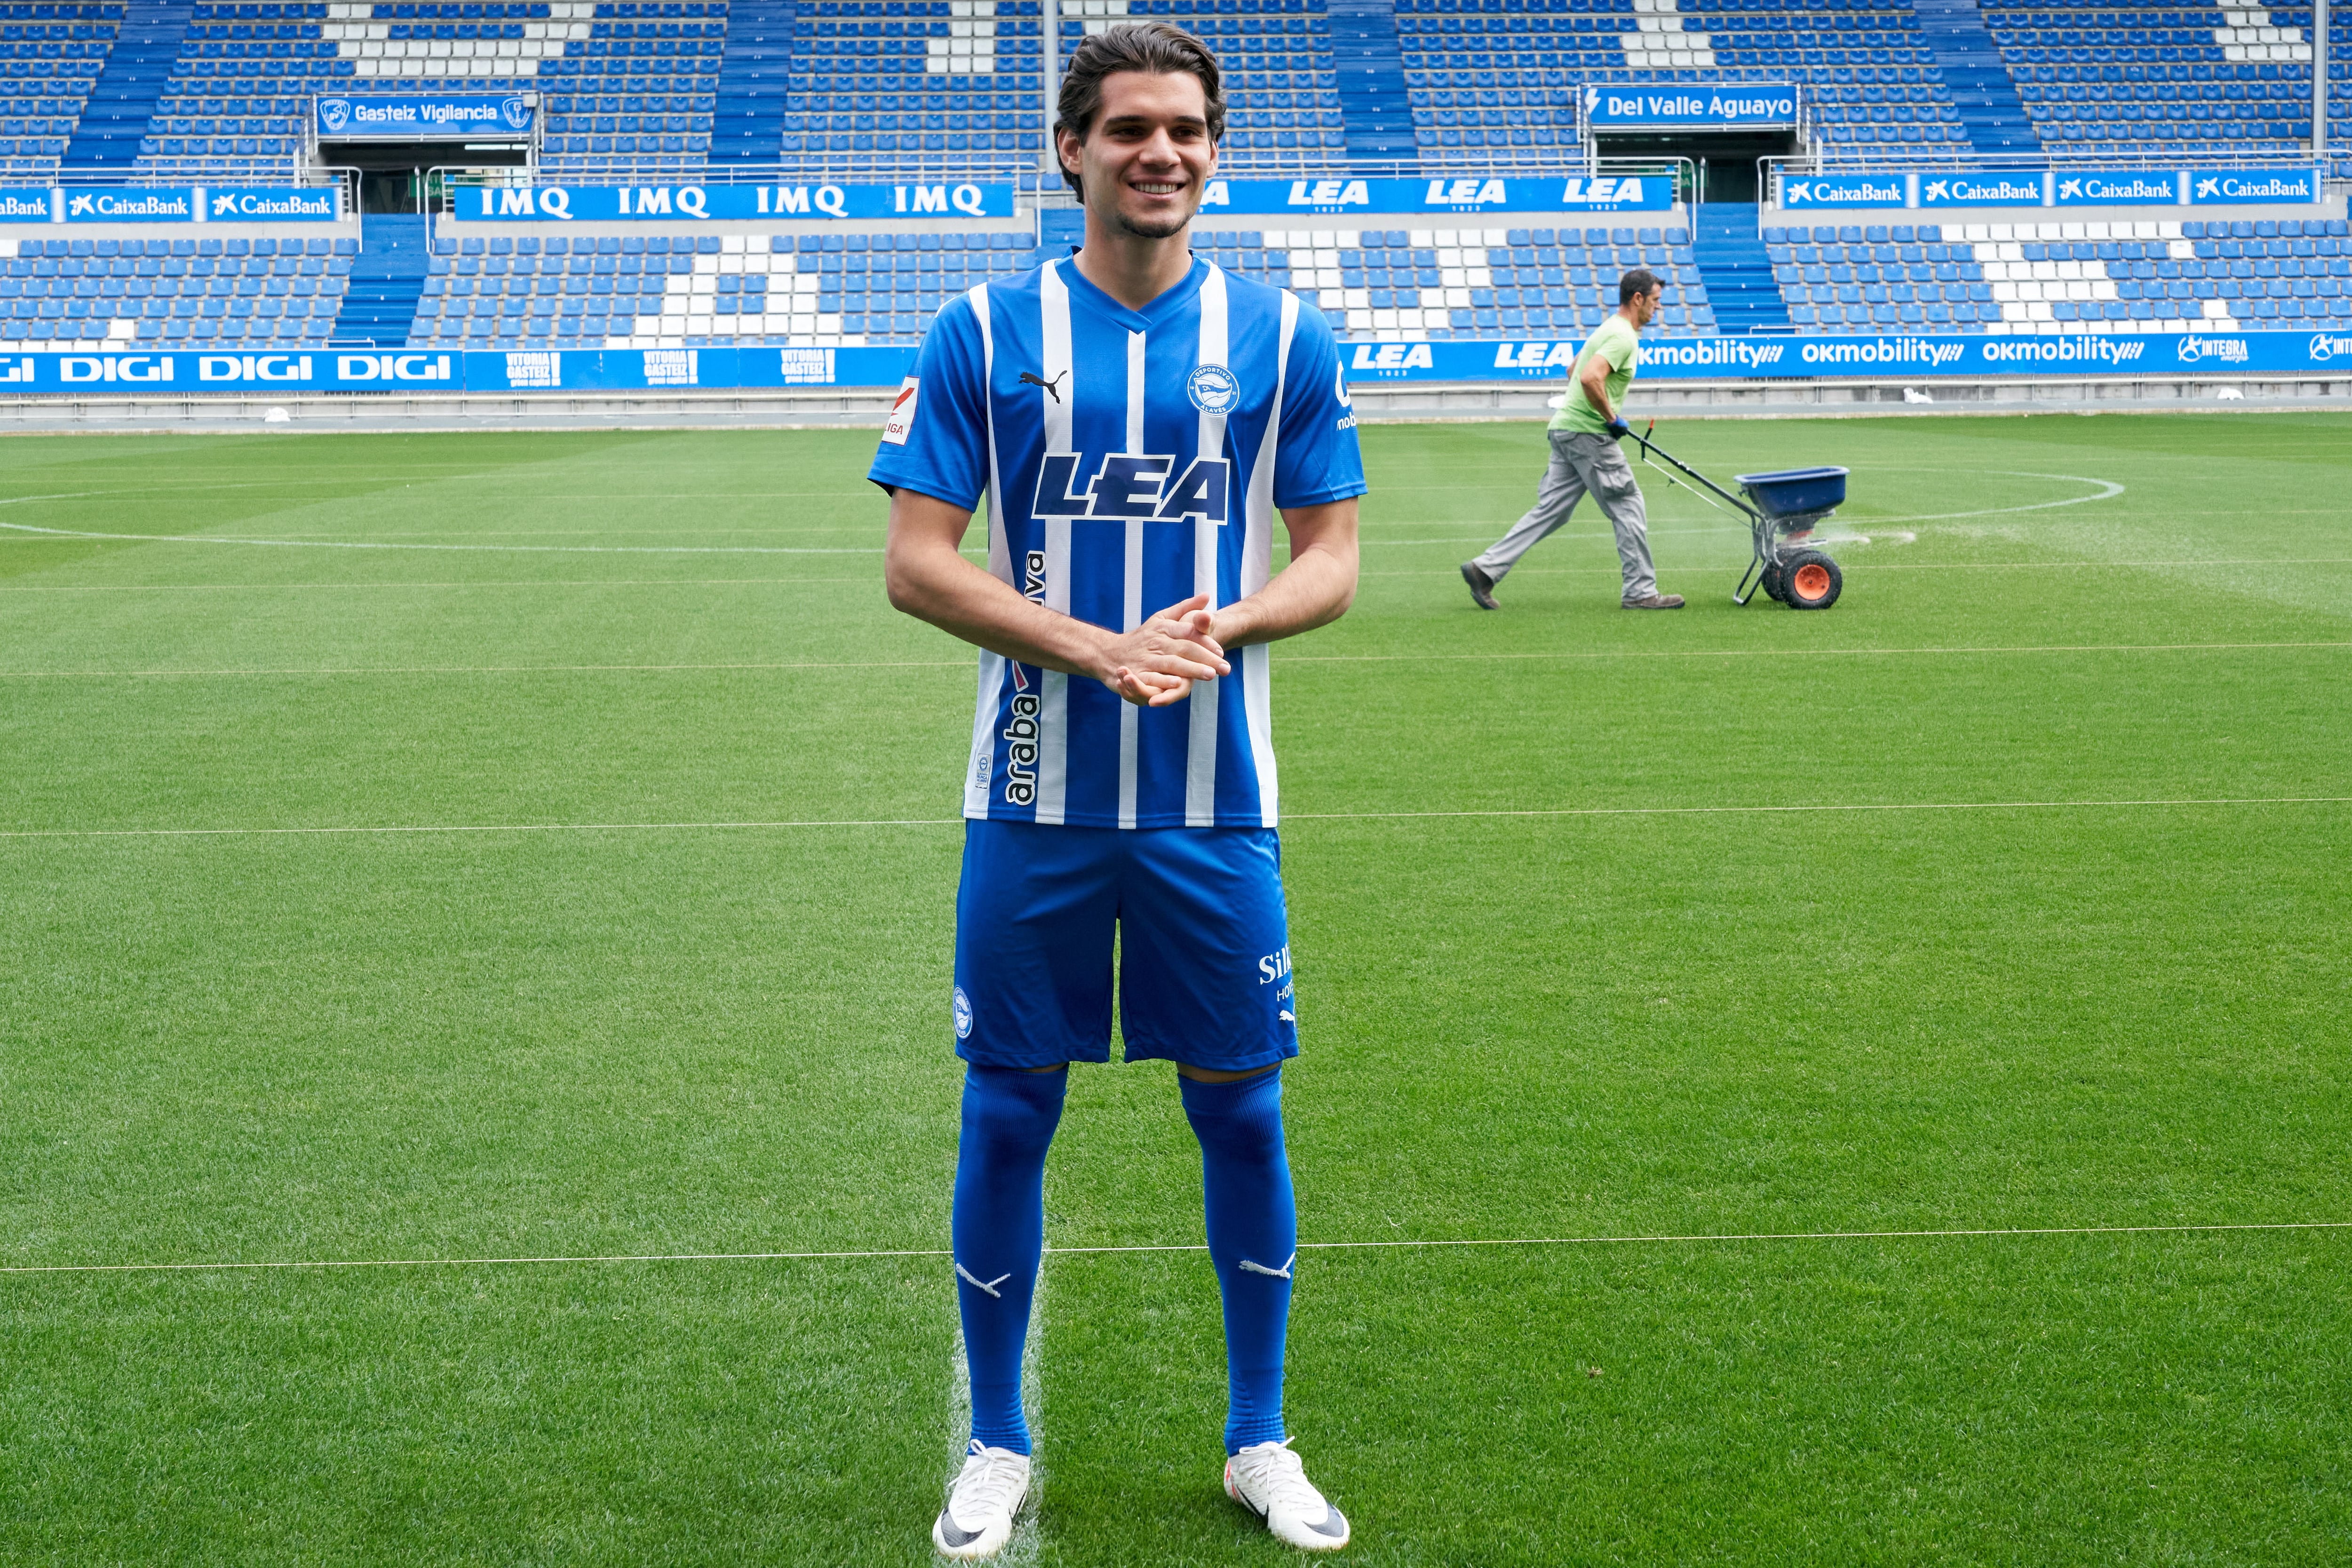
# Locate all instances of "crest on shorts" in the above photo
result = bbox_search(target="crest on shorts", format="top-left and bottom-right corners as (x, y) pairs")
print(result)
(953, 986), (974, 1040)
(1186, 363), (1239, 415)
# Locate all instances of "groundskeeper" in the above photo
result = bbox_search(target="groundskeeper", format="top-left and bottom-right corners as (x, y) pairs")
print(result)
(1460, 267), (1683, 611)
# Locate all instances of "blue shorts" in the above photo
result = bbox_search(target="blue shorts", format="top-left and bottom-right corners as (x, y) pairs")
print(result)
(952, 819), (1299, 1072)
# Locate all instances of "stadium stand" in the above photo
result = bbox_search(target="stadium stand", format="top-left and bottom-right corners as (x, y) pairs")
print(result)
(403, 219), (1711, 347)
(782, 0), (1047, 186)
(1391, 0), (1974, 167)
(1978, 0), (2318, 158)
(0, 231), (355, 344)
(1327, 0), (1416, 163)
(0, 0), (122, 176)
(64, 0), (184, 165)
(330, 207), (427, 340)
(0, 0), (2335, 352)
(16, 0), (2330, 191)
(1910, 0), (2040, 152)
(705, 0), (787, 160)
(1057, 0), (1342, 176)
(1765, 215), (2352, 332)
(536, 1), (728, 175)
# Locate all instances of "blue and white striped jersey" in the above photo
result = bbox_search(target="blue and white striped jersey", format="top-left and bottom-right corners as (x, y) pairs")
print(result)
(869, 252), (1366, 830)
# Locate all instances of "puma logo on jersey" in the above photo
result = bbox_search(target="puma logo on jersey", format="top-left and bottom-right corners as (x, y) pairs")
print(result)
(1018, 370), (1065, 403)
(1033, 454), (1231, 523)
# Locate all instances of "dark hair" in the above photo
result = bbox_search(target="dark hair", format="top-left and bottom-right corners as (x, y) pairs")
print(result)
(1618, 267), (1662, 306)
(1054, 22), (1226, 198)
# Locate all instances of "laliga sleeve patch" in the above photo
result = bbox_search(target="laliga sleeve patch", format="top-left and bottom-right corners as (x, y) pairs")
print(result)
(881, 375), (920, 445)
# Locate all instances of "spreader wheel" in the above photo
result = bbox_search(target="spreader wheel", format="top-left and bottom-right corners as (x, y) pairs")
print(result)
(1782, 550), (1842, 610)
(1760, 561), (1788, 602)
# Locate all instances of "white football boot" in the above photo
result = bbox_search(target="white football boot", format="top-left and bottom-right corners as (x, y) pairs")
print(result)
(932, 1439), (1030, 1560)
(1224, 1437), (1351, 1551)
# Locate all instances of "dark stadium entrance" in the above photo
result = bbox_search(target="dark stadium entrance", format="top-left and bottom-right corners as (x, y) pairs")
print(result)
(1593, 132), (1799, 206)
(323, 140), (531, 214)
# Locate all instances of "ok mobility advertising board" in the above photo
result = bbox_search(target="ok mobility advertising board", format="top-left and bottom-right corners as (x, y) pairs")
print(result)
(11, 330), (2352, 392)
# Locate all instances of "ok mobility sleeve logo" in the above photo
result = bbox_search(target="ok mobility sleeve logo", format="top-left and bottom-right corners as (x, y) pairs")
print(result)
(1031, 454), (1231, 523)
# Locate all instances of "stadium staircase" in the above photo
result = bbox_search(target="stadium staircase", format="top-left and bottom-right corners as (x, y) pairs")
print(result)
(63, 3), (185, 169)
(333, 214), (431, 348)
(1326, 0), (1417, 168)
(708, 0), (795, 165)
(1691, 202), (1790, 334)
(1910, 0), (2042, 154)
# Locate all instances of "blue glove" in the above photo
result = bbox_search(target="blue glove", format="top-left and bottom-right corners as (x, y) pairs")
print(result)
(1605, 417), (1633, 440)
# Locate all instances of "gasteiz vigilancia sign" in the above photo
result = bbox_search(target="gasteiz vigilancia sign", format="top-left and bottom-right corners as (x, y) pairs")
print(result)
(315, 94), (536, 139)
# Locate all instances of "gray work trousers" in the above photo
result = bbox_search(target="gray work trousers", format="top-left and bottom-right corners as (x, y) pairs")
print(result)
(1471, 428), (1656, 601)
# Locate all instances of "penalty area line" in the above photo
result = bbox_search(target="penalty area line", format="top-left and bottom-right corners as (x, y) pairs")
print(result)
(7, 1220), (2345, 1277)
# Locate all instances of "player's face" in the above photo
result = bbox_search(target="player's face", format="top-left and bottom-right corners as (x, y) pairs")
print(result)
(1064, 69), (1219, 241)
(1631, 286), (1663, 326)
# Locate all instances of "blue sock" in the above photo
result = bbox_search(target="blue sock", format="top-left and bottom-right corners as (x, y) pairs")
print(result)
(1180, 1067), (1297, 1456)
(952, 1065), (1067, 1456)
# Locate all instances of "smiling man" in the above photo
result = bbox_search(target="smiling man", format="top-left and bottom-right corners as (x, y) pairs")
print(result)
(869, 21), (1364, 1561)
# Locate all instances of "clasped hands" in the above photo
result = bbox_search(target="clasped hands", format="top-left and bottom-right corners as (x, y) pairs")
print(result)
(1097, 593), (1231, 708)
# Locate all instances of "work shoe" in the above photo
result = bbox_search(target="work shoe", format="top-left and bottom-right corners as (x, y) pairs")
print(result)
(933, 1440), (1030, 1560)
(1224, 1438), (1351, 1552)
(1460, 560), (1499, 610)
(1621, 592), (1685, 609)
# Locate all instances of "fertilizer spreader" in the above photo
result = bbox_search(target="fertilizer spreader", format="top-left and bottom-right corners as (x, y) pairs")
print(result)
(1622, 426), (1850, 610)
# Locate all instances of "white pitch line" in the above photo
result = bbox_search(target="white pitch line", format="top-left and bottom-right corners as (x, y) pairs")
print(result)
(0, 659), (976, 679)
(0, 817), (964, 840)
(5, 796), (2347, 842)
(0, 578), (880, 592)
(1277, 640), (2352, 664)
(1280, 796), (2352, 824)
(0, 519), (882, 556)
(5, 1220), (2344, 1277)
(8, 641), (2344, 680)
(1365, 557), (2352, 577)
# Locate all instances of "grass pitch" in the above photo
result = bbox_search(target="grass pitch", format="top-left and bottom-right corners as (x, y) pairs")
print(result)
(1, 413), (2347, 1565)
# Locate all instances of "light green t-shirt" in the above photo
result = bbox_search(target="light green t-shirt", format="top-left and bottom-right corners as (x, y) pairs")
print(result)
(1552, 312), (1640, 434)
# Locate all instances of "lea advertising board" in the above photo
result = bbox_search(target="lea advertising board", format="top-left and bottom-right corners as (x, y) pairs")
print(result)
(1202, 175), (1675, 215)
(8, 330), (2350, 394)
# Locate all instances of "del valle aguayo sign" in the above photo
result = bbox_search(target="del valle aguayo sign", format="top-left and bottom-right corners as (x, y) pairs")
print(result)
(1581, 83), (1797, 129)
(316, 95), (536, 138)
